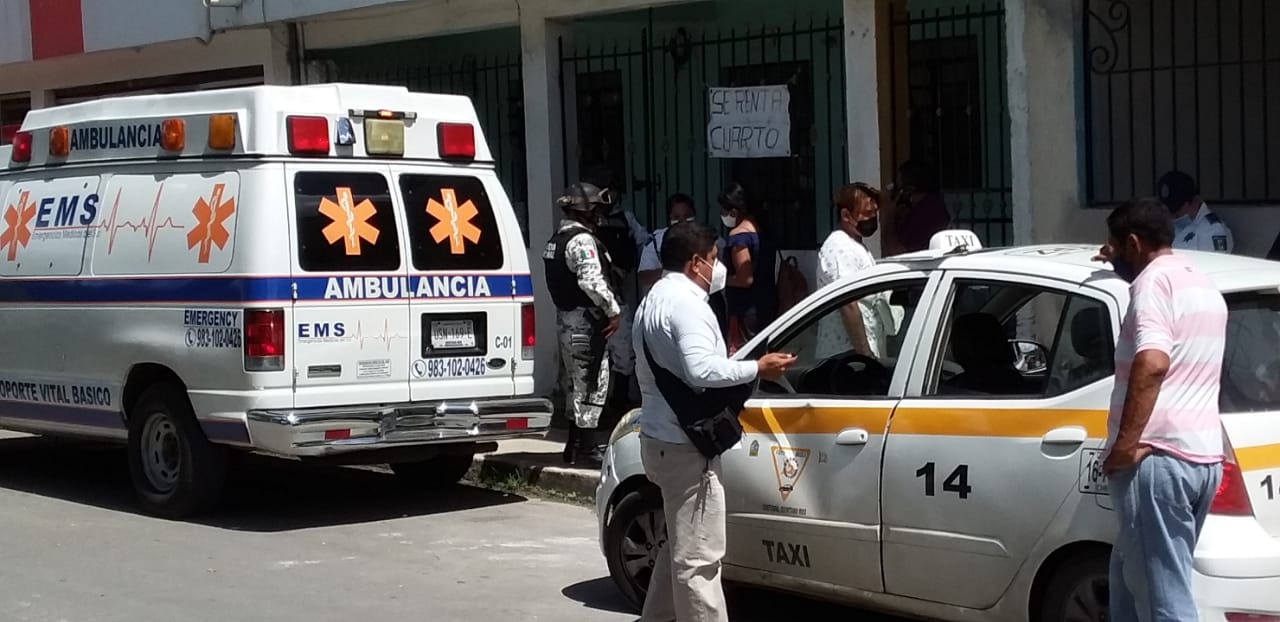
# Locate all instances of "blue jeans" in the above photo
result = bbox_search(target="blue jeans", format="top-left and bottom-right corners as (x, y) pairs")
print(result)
(1107, 451), (1223, 622)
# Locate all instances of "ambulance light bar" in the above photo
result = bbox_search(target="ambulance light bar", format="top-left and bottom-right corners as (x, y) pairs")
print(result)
(437, 122), (475, 160)
(10, 131), (31, 163)
(286, 115), (330, 156)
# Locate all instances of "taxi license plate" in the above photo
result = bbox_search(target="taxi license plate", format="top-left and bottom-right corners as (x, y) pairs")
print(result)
(1078, 448), (1109, 495)
(430, 320), (476, 350)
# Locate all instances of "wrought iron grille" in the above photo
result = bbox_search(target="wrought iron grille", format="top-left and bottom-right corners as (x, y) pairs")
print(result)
(560, 16), (848, 250)
(1085, 0), (1280, 205)
(887, 1), (1012, 247)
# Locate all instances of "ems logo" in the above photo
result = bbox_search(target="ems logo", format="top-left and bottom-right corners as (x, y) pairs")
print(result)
(772, 446), (810, 502)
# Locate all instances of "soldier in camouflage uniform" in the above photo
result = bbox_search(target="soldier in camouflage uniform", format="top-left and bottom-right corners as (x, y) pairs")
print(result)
(542, 182), (622, 465)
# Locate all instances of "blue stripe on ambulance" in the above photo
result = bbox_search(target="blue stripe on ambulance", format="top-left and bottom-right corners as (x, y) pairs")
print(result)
(0, 274), (535, 304)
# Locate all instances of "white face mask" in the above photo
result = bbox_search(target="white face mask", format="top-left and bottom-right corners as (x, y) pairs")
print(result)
(698, 257), (727, 294)
(720, 214), (737, 228)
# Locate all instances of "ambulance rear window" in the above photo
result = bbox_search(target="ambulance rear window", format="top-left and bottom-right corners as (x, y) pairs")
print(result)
(401, 174), (503, 271)
(294, 171), (401, 272)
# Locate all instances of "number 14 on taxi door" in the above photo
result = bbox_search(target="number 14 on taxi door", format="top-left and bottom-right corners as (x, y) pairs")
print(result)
(917, 462), (972, 499)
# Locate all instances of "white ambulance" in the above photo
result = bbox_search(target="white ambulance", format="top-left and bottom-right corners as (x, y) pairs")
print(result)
(0, 84), (551, 518)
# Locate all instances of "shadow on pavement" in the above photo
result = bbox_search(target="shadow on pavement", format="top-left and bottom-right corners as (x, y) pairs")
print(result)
(562, 575), (904, 621)
(0, 435), (526, 532)
(561, 577), (637, 615)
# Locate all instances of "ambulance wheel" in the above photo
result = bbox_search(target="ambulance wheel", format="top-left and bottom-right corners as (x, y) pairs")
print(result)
(126, 384), (227, 519)
(389, 451), (475, 487)
(605, 487), (665, 612)
(1038, 551), (1109, 622)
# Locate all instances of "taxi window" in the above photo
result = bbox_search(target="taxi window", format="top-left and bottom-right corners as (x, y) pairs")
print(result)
(401, 175), (503, 271)
(757, 278), (929, 398)
(928, 279), (1114, 398)
(1221, 291), (1280, 413)
(294, 172), (401, 272)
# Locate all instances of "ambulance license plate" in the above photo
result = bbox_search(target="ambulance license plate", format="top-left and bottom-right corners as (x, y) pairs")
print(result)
(430, 320), (476, 350)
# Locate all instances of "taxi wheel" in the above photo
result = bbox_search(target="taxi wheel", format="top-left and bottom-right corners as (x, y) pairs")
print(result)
(1039, 553), (1109, 622)
(605, 487), (665, 611)
(126, 384), (227, 519)
(389, 451), (476, 487)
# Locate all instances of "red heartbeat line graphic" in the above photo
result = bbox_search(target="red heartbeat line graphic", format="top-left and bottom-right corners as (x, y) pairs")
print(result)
(355, 319), (410, 352)
(101, 186), (184, 261)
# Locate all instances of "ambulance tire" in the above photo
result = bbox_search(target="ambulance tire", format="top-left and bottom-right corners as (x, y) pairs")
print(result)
(389, 451), (475, 488)
(126, 384), (227, 519)
(1038, 551), (1109, 622)
(604, 486), (664, 612)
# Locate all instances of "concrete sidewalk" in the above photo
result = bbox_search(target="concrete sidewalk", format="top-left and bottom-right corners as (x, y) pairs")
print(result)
(466, 427), (603, 499)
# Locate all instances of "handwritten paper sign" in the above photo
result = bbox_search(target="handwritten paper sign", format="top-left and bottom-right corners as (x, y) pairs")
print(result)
(707, 85), (791, 159)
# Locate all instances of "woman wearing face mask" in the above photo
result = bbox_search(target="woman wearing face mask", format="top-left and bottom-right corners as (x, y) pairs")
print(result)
(814, 183), (894, 360)
(718, 182), (776, 354)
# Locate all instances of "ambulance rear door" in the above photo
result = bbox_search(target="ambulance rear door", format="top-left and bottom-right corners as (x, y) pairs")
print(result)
(288, 163), (412, 408)
(393, 166), (519, 402)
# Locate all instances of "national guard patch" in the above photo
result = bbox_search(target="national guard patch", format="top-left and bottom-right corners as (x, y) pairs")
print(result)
(1213, 235), (1228, 251)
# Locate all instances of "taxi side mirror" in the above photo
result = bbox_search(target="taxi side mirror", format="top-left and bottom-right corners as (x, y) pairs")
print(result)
(1010, 339), (1049, 374)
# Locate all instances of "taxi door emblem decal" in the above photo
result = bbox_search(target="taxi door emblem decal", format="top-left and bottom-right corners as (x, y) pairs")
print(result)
(772, 446), (810, 502)
(186, 183), (235, 263)
(320, 187), (379, 256)
(0, 190), (35, 261)
(426, 188), (481, 255)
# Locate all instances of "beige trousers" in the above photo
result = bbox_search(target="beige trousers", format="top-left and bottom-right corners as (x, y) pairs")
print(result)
(639, 435), (728, 622)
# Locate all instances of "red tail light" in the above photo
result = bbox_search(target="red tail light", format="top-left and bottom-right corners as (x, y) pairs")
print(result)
(437, 122), (476, 160)
(1210, 459), (1254, 516)
(244, 308), (285, 372)
(1226, 614), (1280, 622)
(286, 115), (330, 155)
(10, 131), (32, 162)
(520, 303), (535, 359)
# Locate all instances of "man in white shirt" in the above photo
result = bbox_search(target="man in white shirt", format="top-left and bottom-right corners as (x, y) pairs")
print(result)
(1158, 170), (1234, 253)
(633, 222), (794, 622)
(815, 183), (894, 360)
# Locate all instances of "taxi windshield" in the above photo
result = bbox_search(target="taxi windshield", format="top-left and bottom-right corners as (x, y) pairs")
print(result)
(1221, 290), (1280, 413)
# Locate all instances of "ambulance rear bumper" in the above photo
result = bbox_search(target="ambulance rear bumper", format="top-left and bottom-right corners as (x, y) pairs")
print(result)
(245, 396), (553, 457)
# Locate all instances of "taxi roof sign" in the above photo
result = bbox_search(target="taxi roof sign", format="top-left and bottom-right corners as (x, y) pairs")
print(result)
(5, 83), (493, 168)
(929, 229), (983, 253)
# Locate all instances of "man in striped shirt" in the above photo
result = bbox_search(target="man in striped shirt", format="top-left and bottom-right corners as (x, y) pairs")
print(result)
(1095, 197), (1228, 622)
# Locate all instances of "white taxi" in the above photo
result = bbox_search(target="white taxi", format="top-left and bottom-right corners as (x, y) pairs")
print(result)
(595, 232), (1280, 622)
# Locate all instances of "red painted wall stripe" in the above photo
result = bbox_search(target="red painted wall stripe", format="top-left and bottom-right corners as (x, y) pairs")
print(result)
(29, 0), (84, 60)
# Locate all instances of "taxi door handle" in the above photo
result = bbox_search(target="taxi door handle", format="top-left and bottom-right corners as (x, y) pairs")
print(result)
(835, 428), (869, 446)
(1042, 426), (1088, 445)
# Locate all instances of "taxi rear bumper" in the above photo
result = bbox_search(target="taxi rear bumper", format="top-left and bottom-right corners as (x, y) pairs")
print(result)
(246, 395), (552, 458)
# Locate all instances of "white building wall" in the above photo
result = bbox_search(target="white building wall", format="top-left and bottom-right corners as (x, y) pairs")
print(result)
(0, 1), (33, 67)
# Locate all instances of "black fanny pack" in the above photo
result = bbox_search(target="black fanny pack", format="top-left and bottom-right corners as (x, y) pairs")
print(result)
(641, 334), (752, 459)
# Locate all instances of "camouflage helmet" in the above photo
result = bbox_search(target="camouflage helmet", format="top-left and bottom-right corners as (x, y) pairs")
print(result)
(556, 182), (614, 212)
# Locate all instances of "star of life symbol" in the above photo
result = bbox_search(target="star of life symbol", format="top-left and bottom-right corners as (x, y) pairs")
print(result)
(426, 188), (481, 255)
(0, 190), (35, 261)
(772, 446), (811, 502)
(320, 187), (379, 256)
(186, 183), (235, 264)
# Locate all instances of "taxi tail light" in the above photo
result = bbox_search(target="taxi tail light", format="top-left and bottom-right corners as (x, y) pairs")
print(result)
(11, 131), (32, 162)
(1210, 442), (1254, 516)
(1226, 614), (1280, 622)
(244, 308), (286, 372)
(438, 122), (476, 160)
(286, 115), (330, 155)
(520, 303), (535, 359)
(324, 429), (351, 441)
(505, 418), (529, 431)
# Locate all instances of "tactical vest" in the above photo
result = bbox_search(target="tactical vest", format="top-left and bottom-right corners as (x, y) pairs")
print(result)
(596, 211), (638, 272)
(543, 227), (616, 312)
